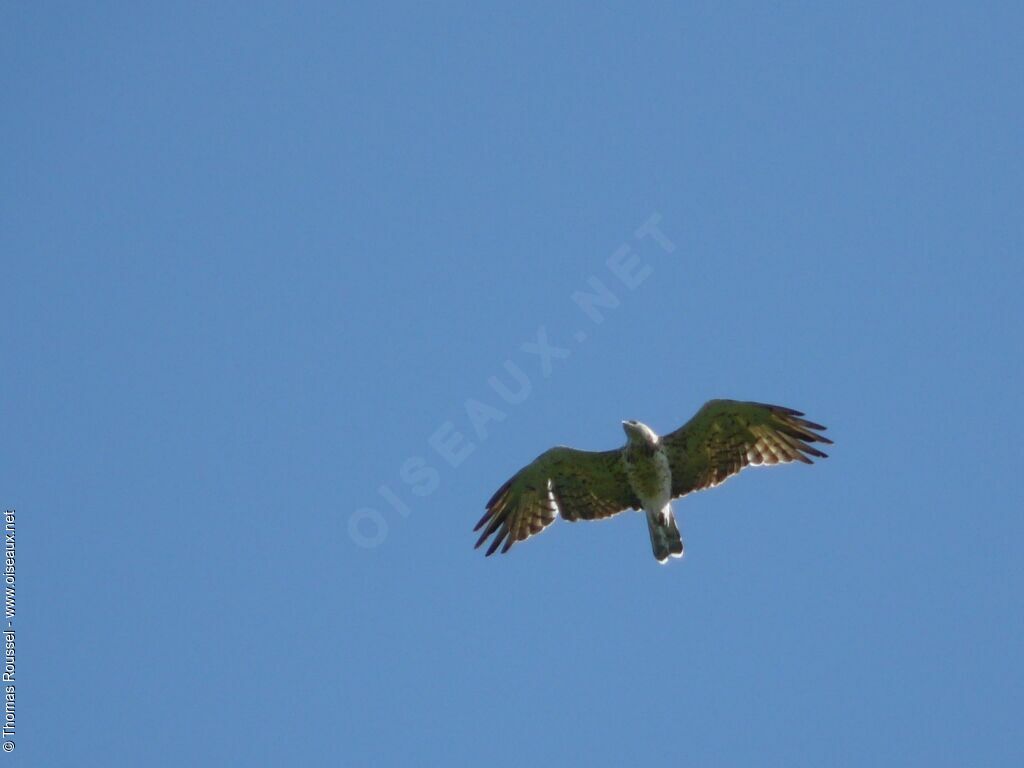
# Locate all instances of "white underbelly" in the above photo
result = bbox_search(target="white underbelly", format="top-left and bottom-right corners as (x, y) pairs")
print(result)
(627, 449), (672, 512)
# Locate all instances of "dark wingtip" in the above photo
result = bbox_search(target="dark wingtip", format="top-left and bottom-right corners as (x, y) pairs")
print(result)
(485, 539), (502, 556)
(485, 478), (513, 510)
(473, 510), (491, 532)
(798, 420), (828, 432)
(765, 402), (805, 417)
(777, 406), (833, 450)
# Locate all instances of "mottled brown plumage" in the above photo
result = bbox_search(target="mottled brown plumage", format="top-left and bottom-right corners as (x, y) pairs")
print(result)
(474, 399), (831, 562)
(662, 400), (831, 497)
(475, 448), (640, 555)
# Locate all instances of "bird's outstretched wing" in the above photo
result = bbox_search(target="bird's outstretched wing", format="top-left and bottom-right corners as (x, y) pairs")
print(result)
(662, 400), (832, 498)
(474, 447), (640, 556)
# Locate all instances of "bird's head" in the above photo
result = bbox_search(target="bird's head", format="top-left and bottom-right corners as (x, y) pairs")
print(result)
(622, 420), (659, 446)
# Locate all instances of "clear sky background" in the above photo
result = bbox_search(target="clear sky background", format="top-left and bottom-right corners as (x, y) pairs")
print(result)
(5, 3), (1024, 766)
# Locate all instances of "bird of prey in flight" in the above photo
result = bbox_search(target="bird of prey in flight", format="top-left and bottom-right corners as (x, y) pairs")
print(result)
(474, 399), (831, 563)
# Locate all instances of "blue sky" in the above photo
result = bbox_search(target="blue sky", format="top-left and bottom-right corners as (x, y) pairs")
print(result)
(5, 3), (1024, 766)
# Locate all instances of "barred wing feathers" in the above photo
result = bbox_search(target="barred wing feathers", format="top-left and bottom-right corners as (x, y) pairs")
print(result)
(474, 447), (640, 556)
(662, 400), (831, 498)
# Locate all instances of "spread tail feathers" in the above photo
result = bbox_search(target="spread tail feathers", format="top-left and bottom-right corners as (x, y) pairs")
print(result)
(646, 506), (684, 564)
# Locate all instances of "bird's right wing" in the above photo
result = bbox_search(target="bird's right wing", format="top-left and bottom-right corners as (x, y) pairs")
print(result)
(474, 447), (640, 556)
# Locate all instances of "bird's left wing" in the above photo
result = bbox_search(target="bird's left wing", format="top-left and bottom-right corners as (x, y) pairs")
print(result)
(474, 447), (640, 556)
(661, 399), (832, 498)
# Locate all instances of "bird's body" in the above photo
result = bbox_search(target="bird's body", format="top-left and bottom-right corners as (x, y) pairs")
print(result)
(474, 399), (831, 564)
(621, 421), (682, 561)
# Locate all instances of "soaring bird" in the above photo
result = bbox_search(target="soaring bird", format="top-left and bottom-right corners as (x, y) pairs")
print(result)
(474, 399), (831, 563)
